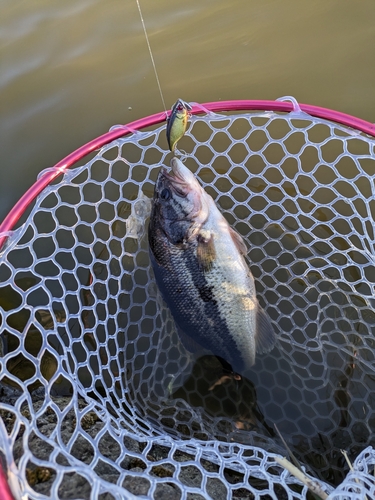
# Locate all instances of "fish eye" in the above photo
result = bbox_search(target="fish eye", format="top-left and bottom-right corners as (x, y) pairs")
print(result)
(160, 188), (171, 201)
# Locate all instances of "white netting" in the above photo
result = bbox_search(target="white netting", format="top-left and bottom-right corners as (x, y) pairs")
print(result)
(1, 98), (375, 499)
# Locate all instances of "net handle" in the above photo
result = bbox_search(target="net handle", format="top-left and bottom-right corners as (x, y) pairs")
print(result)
(1, 99), (374, 251)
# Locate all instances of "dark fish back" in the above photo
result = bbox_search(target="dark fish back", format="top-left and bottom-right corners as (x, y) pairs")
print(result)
(149, 230), (245, 372)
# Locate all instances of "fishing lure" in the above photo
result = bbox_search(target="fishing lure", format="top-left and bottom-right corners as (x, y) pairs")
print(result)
(166, 99), (192, 152)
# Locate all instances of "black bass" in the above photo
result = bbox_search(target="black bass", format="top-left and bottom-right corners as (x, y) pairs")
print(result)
(148, 158), (275, 372)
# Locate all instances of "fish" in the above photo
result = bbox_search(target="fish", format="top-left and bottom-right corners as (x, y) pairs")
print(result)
(166, 99), (192, 151)
(148, 158), (276, 372)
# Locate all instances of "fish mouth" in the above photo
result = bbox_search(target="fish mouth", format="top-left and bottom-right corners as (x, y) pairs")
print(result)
(170, 157), (192, 182)
(160, 166), (189, 197)
(158, 161), (210, 238)
(161, 164), (184, 182)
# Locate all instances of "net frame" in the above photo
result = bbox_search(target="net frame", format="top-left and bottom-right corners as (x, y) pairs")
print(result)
(1, 97), (375, 499)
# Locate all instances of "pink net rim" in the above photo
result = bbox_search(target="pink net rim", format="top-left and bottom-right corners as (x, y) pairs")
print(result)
(1, 99), (374, 251)
(0, 462), (15, 500)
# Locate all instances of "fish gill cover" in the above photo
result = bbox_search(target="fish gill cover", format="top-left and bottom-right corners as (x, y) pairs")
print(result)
(0, 100), (375, 499)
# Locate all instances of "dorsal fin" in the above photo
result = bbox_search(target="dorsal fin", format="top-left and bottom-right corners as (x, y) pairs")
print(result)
(255, 306), (276, 354)
(228, 226), (247, 256)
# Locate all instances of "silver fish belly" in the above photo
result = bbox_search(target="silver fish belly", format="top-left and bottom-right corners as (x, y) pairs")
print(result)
(148, 158), (275, 372)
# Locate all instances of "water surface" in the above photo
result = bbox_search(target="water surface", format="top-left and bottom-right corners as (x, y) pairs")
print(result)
(1, 0), (375, 222)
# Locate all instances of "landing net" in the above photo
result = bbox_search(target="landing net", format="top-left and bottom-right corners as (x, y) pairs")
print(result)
(0, 97), (375, 499)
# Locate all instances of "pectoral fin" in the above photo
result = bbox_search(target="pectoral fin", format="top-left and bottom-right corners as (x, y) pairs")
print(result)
(255, 306), (276, 354)
(196, 233), (216, 273)
(228, 226), (247, 256)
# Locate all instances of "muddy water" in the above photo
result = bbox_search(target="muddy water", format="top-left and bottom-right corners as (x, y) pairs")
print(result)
(1, 0), (375, 222)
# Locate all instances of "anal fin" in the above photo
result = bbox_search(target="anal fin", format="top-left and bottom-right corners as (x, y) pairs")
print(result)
(176, 325), (206, 354)
(255, 307), (276, 354)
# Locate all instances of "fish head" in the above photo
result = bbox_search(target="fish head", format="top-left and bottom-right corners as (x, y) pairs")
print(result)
(151, 158), (211, 245)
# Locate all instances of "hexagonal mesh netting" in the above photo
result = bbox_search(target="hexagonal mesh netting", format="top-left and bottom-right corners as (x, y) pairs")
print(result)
(1, 99), (375, 499)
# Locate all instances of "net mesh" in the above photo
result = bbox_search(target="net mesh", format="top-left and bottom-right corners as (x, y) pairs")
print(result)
(1, 98), (375, 499)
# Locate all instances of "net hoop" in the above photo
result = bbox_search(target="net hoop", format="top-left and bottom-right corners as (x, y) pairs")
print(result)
(0, 462), (15, 500)
(1, 98), (374, 251)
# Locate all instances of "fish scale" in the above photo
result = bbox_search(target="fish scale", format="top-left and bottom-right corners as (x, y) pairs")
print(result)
(150, 238), (241, 366)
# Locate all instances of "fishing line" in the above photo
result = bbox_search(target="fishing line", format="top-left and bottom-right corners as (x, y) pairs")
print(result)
(135, 0), (167, 113)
